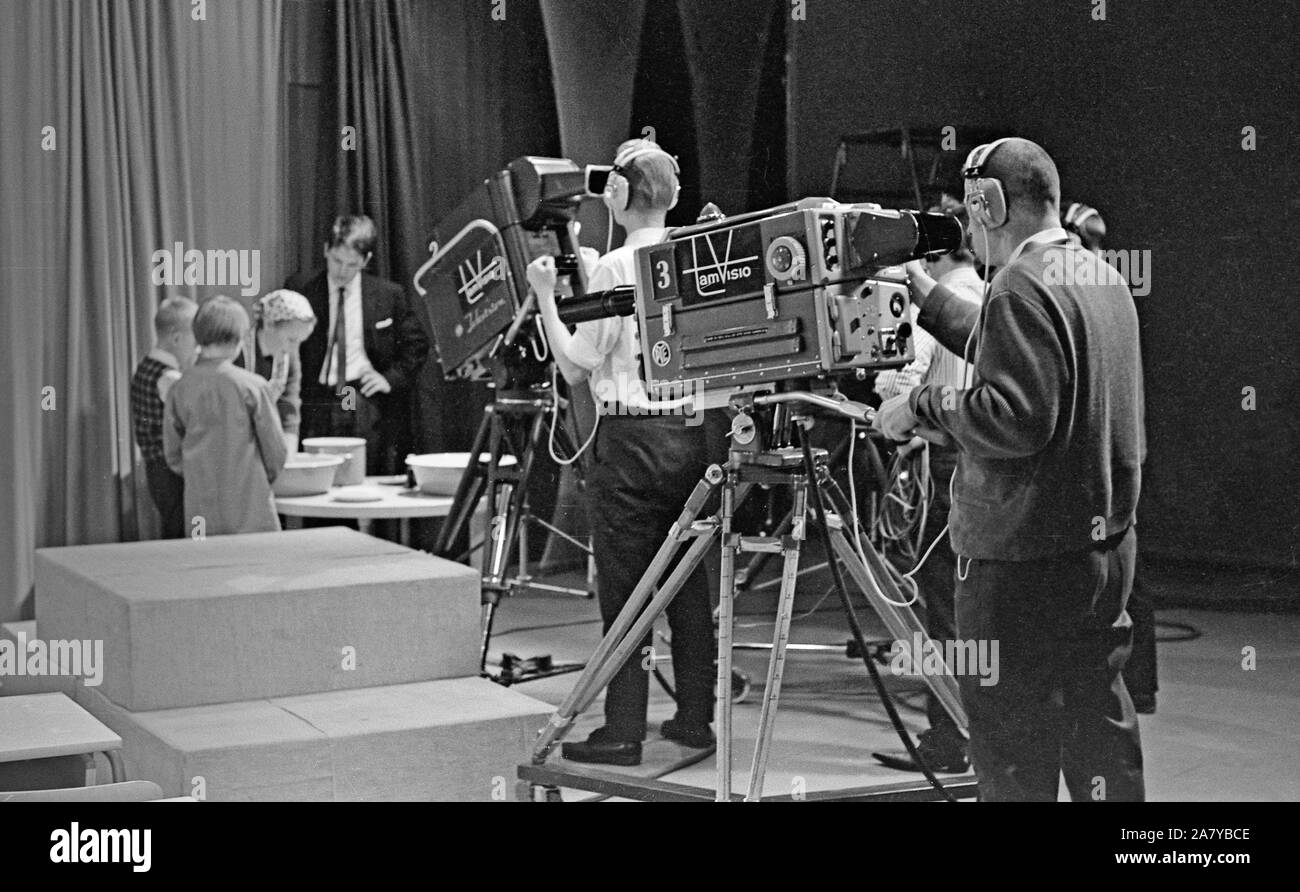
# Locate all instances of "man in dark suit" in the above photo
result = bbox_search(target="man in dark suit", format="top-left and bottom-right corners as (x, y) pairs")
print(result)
(285, 215), (429, 475)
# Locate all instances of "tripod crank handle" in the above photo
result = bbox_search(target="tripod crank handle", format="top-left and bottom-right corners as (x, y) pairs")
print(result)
(752, 391), (875, 425)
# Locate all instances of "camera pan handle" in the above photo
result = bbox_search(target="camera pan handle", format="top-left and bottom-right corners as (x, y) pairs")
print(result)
(752, 391), (875, 425)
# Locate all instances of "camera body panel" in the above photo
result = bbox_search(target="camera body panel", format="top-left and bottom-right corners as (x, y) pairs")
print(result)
(633, 199), (927, 399)
(415, 157), (587, 382)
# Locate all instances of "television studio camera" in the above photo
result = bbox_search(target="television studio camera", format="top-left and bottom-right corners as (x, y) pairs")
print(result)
(523, 198), (977, 802)
(413, 156), (600, 685)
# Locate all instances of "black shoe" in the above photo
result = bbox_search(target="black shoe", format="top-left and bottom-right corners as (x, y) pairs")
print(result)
(660, 718), (716, 749)
(873, 729), (969, 773)
(1131, 693), (1157, 715)
(561, 727), (642, 766)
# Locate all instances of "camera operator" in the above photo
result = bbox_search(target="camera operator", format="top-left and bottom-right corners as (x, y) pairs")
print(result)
(876, 138), (1146, 801)
(527, 139), (715, 766)
(871, 193), (983, 774)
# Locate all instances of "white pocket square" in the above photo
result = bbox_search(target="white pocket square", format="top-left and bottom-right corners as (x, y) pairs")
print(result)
(374, 317), (393, 329)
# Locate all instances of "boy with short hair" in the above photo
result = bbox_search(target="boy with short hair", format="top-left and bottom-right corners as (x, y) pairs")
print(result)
(164, 296), (288, 537)
(530, 139), (717, 765)
(130, 296), (198, 538)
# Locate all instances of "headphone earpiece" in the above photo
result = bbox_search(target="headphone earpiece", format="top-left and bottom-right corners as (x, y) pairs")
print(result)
(607, 140), (680, 214)
(963, 138), (1011, 230)
(603, 170), (630, 212)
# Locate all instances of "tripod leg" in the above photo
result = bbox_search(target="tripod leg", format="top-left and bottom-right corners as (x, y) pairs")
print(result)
(486, 409), (547, 587)
(715, 471), (738, 802)
(533, 525), (716, 761)
(435, 409), (493, 557)
(480, 599), (499, 675)
(745, 484), (807, 801)
(531, 473), (721, 763)
(735, 504), (792, 589)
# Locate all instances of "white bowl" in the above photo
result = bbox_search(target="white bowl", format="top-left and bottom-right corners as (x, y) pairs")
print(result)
(406, 452), (518, 495)
(272, 452), (345, 497)
(302, 437), (367, 486)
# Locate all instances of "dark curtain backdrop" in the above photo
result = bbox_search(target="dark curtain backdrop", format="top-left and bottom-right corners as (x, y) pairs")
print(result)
(285, 0), (561, 457)
(788, 0), (1298, 570)
(0, 0), (285, 623)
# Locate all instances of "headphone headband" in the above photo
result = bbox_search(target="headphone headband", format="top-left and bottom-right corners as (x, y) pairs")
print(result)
(607, 140), (680, 212)
(612, 140), (680, 176)
(963, 137), (1012, 179)
(1063, 202), (1101, 231)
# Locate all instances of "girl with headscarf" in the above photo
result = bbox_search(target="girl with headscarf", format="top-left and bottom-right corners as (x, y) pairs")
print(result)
(239, 289), (317, 453)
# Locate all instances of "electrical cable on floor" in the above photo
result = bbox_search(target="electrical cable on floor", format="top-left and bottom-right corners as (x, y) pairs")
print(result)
(491, 618), (605, 637)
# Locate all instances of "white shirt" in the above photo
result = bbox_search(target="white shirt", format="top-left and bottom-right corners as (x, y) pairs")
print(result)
(320, 274), (374, 386)
(1008, 226), (1070, 266)
(564, 227), (667, 408)
(875, 265), (984, 399)
(148, 347), (181, 403)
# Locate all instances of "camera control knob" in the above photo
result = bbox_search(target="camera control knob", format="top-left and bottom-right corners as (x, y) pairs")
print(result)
(730, 412), (757, 446)
(766, 236), (806, 283)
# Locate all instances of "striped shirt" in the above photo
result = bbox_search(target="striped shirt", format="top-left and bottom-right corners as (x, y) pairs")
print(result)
(874, 266), (984, 400)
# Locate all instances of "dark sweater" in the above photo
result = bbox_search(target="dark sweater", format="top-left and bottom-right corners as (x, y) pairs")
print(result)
(909, 236), (1145, 560)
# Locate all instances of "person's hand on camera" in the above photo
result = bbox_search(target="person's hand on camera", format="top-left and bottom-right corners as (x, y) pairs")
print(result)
(527, 256), (558, 312)
(904, 260), (936, 310)
(359, 369), (391, 397)
(874, 392), (919, 442)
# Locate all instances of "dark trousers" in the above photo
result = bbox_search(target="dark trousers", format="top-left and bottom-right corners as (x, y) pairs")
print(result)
(299, 386), (404, 538)
(913, 449), (961, 739)
(300, 384), (403, 476)
(1125, 570), (1158, 702)
(144, 459), (185, 539)
(588, 414), (716, 742)
(955, 527), (1145, 801)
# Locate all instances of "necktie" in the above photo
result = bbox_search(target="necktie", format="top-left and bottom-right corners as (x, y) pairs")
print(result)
(333, 287), (347, 394)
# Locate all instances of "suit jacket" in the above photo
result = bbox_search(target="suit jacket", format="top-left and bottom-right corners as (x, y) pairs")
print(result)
(285, 269), (429, 402)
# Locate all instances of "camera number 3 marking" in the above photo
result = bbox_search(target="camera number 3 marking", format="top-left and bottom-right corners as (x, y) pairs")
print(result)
(651, 340), (673, 367)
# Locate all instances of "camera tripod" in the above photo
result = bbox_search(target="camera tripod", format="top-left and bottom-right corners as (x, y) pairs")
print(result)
(433, 383), (594, 686)
(730, 419), (896, 665)
(520, 390), (973, 802)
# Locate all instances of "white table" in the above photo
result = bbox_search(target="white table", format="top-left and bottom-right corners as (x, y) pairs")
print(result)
(275, 477), (456, 546)
(0, 693), (124, 785)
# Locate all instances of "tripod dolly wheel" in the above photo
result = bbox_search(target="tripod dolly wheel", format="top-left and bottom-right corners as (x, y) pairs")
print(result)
(730, 668), (751, 704)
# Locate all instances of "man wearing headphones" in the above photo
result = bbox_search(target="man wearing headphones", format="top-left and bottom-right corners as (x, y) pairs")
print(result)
(527, 139), (716, 766)
(875, 138), (1146, 800)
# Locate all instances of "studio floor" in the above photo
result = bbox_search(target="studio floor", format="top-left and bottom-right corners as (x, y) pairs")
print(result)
(489, 559), (1300, 802)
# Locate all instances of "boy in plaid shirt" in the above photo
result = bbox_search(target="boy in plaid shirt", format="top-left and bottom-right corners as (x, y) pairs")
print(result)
(130, 296), (198, 538)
